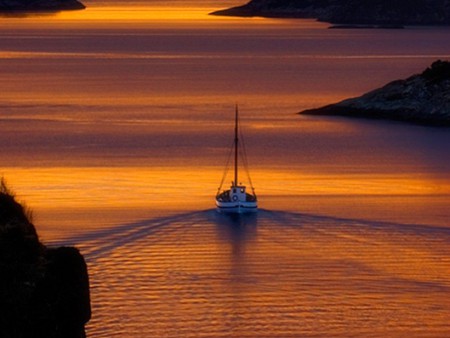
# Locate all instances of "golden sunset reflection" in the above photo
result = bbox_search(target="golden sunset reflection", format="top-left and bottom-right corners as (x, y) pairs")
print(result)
(4, 166), (449, 238)
(5, 167), (448, 207)
(1, 5), (297, 29)
(1, 4), (450, 336)
(56, 7), (222, 22)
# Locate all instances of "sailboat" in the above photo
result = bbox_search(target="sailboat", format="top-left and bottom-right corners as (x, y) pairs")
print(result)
(215, 106), (258, 213)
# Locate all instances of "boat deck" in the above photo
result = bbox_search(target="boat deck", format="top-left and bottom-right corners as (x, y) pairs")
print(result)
(216, 190), (257, 202)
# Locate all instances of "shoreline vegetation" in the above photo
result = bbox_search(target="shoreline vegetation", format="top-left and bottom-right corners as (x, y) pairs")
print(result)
(211, 0), (450, 26)
(299, 60), (450, 127)
(0, 0), (85, 13)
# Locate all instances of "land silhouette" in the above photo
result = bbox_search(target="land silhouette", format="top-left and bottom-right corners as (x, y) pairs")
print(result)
(212, 0), (450, 26)
(0, 0), (84, 12)
(0, 179), (90, 338)
(300, 60), (450, 126)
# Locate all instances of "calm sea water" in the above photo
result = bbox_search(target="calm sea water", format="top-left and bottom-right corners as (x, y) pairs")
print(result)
(1, 3), (450, 337)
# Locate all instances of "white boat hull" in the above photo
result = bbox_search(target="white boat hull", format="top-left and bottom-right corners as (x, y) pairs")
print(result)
(215, 200), (258, 213)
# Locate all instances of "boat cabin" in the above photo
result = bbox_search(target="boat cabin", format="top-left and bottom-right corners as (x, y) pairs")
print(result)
(230, 184), (247, 202)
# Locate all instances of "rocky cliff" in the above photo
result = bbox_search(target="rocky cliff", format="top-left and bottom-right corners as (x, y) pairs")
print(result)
(0, 179), (91, 338)
(0, 0), (85, 12)
(300, 60), (450, 127)
(211, 0), (450, 26)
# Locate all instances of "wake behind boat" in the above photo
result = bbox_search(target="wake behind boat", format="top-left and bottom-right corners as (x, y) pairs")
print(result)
(216, 106), (258, 213)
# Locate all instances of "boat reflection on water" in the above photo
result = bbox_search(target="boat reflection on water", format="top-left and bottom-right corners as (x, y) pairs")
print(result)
(212, 208), (259, 229)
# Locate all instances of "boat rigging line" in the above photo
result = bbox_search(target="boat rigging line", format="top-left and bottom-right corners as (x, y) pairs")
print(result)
(217, 139), (234, 195)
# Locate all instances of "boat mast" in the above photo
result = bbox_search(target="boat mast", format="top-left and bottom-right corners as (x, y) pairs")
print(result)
(234, 104), (238, 186)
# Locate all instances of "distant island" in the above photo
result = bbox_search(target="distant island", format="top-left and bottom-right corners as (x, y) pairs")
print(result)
(211, 0), (450, 26)
(299, 60), (450, 127)
(0, 0), (85, 12)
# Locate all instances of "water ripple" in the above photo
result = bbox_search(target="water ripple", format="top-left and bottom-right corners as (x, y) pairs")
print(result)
(51, 209), (450, 337)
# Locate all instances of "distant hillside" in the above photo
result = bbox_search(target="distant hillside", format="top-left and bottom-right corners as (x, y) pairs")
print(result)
(211, 0), (450, 26)
(299, 60), (450, 127)
(0, 0), (85, 12)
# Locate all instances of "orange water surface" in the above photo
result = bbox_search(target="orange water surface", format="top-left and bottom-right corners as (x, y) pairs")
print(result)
(1, 3), (450, 337)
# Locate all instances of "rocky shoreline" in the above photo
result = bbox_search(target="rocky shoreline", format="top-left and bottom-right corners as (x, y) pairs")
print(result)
(0, 0), (85, 13)
(299, 60), (450, 127)
(211, 0), (450, 26)
(0, 179), (91, 338)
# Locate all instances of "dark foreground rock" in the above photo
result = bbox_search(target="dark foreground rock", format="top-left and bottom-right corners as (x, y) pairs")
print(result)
(0, 180), (91, 338)
(211, 0), (450, 26)
(299, 60), (450, 127)
(0, 0), (85, 12)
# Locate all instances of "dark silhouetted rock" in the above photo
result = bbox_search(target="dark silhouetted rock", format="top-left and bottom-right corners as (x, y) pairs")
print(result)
(299, 60), (450, 127)
(211, 0), (450, 26)
(0, 179), (91, 338)
(0, 0), (85, 12)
